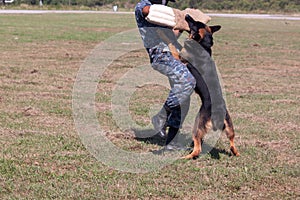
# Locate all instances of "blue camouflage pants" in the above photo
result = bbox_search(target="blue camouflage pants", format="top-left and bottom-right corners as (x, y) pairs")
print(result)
(149, 44), (196, 128)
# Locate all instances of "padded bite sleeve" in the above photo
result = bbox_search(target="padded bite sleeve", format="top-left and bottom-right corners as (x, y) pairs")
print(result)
(146, 5), (211, 31)
(145, 4), (176, 27)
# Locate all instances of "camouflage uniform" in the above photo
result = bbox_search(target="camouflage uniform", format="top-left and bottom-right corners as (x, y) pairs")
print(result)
(135, 0), (196, 128)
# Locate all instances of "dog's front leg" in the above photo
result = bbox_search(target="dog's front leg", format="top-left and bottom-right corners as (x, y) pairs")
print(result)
(156, 29), (181, 60)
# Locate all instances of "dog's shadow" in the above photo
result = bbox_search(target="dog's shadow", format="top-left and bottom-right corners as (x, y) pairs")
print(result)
(132, 128), (233, 159)
(202, 143), (233, 159)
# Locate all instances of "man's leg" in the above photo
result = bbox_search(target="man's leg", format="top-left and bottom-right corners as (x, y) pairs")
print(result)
(151, 50), (195, 147)
(151, 104), (170, 138)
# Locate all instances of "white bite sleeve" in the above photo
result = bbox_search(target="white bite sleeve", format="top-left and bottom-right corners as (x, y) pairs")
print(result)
(145, 4), (176, 27)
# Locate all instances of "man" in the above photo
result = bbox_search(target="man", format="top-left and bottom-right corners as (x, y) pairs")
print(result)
(135, 0), (196, 150)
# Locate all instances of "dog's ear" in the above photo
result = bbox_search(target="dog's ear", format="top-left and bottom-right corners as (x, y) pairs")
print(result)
(185, 14), (196, 24)
(210, 25), (221, 34)
(185, 14), (196, 32)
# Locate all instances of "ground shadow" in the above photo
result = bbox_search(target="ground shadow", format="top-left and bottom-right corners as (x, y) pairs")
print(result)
(132, 128), (233, 159)
(200, 143), (233, 159)
(132, 128), (166, 146)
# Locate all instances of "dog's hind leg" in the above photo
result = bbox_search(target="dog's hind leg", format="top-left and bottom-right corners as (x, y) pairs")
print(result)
(183, 112), (207, 159)
(224, 111), (240, 156)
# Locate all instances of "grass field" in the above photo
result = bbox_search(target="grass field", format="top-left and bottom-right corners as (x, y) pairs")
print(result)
(0, 13), (299, 199)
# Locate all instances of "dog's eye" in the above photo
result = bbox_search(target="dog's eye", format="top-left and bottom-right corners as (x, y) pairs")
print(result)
(193, 33), (201, 41)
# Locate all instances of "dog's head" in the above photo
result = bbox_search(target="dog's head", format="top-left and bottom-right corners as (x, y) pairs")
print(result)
(185, 14), (221, 56)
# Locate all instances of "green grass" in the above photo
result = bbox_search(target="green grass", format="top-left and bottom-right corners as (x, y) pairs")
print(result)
(0, 14), (136, 42)
(0, 13), (299, 199)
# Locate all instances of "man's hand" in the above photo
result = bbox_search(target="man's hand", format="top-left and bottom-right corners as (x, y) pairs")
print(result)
(173, 29), (183, 39)
(142, 5), (150, 17)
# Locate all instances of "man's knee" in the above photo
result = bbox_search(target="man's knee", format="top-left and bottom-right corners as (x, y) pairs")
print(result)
(166, 105), (182, 129)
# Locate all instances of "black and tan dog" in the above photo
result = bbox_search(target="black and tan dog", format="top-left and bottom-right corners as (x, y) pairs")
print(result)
(181, 14), (239, 159)
(158, 14), (240, 159)
(157, 15), (239, 159)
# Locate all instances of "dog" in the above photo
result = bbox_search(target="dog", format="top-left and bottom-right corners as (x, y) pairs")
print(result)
(170, 14), (240, 159)
(157, 14), (240, 159)
(182, 14), (239, 159)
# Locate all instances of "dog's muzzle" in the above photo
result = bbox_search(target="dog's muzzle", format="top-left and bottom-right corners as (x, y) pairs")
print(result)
(200, 32), (213, 50)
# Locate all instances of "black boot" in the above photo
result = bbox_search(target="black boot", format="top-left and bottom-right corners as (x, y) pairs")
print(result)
(164, 127), (189, 151)
(151, 105), (171, 138)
